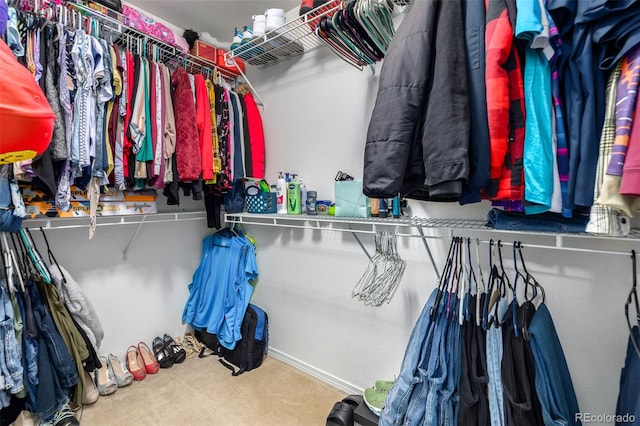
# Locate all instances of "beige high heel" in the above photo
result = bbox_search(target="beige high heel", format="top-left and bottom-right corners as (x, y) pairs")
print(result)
(84, 370), (99, 404)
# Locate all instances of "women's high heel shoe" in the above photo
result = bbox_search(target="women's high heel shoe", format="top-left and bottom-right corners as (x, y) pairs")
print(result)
(138, 341), (160, 374)
(163, 334), (187, 364)
(107, 353), (134, 387)
(95, 356), (118, 396)
(83, 371), (99, 404)
(152, 336), (174, 369)
(126, 345), (147, 381)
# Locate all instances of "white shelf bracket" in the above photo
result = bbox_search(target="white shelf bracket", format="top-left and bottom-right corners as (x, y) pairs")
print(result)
(417, 227), (441, 281)
(122, 216), (146, 260)
(347, 224), (372, 260)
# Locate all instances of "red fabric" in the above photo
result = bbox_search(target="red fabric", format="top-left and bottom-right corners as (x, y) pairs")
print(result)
(171, 68), (201, 181)
(149, 62), (158, 176)
(0, 39), (54, 161)
(620, 99), (640, 195)
(484, 0), (525, 201)
(243, 93), (265, 179)
(123, 51), (135, 175)
(194, 74), (214, 180)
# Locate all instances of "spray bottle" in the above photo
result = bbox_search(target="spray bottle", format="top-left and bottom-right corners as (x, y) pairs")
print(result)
(299, 178), (308, 214)
(287, 174), (301, 214)
(276, 171), (288, 214)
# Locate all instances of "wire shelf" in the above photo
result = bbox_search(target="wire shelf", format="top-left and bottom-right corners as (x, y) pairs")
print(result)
(227, 1), (341, 68)
(225, 213), (640, 256)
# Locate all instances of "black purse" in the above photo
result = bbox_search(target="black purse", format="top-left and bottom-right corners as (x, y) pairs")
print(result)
(90, 0), (123, 13)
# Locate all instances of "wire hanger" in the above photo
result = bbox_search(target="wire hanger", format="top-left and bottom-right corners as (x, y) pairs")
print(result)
(626, 250), (640, 358)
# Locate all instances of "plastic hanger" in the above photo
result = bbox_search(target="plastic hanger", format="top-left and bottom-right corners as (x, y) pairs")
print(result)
(626, 250), (640, 358)
(431, 237), (456, 321)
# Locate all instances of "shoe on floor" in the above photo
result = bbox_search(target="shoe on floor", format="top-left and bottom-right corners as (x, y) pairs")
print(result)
(83, 371), (99, 404)
(95, 356), (118, 396)
(374, 379), (395, 392)
(107, 353), (134, 387)
(326, 401), (354, 426)
(363, 387), (387, 416)
(38, 403), (80, 426)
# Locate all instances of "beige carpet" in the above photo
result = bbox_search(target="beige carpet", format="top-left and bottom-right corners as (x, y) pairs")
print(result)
(16, 356), (346, 426)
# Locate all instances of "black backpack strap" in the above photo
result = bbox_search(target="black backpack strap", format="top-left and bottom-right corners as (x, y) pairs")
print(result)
(219, 359), (245, 376)
(198, 347), (216, 358)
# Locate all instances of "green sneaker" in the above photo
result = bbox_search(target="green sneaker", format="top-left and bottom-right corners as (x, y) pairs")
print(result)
(374, 379), (395, 392)
(363, 387), (387, 416)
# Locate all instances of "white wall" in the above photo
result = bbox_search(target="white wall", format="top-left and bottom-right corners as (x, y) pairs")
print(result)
(28, 38), (633, 426)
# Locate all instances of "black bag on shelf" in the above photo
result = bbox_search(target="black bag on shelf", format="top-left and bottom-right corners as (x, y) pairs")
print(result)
(89, 0), (123, 13)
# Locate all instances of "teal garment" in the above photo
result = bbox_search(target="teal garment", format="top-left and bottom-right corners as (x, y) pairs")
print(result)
(136, 58), (154, 163)
(516, 0), (554, 214)
(182, 230), (258, 350)
(523, 50), (554, 214)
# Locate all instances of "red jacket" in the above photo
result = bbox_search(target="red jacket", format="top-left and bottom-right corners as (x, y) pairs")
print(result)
(194, 74), (214, 181)
(484, 0), (526, 202)
(172, 68), (201, 181)
(243, 93), (265, 179)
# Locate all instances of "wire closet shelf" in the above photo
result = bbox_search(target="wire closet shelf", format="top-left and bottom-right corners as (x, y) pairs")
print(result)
(226, 0), (411, 69)
(25, 0), (241, 80)
(224, 213), (640, 257)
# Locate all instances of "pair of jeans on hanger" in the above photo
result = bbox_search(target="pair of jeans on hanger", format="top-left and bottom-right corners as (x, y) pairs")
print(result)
(380, 290), (462, 426)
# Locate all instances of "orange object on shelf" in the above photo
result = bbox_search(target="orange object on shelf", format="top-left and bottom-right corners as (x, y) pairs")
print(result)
(192, 40), (217, 63)
(0, 40), (54, 163)
(217, 49), (245, 75)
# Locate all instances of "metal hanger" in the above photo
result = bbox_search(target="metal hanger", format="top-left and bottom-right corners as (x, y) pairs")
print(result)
(626, 250), (640, 358)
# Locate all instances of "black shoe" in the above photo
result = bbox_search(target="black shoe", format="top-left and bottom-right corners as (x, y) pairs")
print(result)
(153, 336), (174, 368)
(52, 404), (79, 426)
(164, 334), (187, 364)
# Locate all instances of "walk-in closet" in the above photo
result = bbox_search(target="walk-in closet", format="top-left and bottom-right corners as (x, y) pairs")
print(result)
(1, 0), (639, 425)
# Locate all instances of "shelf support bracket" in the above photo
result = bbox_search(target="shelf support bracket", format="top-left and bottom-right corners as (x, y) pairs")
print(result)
(231, 56), (266, 108)
(417, 227), (440, 281)
(347, 224), (372, 260)
(122, 216), (146, 260)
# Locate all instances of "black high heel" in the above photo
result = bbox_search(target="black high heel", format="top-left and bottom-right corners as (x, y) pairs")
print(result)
(163, 334), (187, 364)
(153, 336), (174, 368)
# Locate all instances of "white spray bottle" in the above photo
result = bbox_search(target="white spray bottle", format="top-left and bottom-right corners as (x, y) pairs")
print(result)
(276, 171), (288, 214)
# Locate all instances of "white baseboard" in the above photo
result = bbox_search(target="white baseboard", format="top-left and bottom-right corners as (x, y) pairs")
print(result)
(268, 348), (363, 395)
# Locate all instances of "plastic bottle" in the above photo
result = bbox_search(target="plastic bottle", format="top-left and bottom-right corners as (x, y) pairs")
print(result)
(370, 199), (380, 217)
(287, 175), (301, 214)
(306, 190), (317, 215)
(299, 179), (307, 214)
(276, 172), (288, 214)
(392, 195), (401, 218)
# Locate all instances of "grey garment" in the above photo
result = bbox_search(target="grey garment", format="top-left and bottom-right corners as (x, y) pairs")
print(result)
(363, 0), (469, 201)
(45, 25), (67, 161)
(50, 264), (104, 354)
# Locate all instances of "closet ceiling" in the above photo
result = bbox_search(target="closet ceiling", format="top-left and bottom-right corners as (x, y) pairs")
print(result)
(126, 0), (300, 42)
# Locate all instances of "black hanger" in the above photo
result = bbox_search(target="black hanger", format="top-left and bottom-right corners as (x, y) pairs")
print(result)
(517, 242), (545, 304)
(431, 237), (457, 321)
(38, 227), (66, 284)
(626, 250), (640, 358)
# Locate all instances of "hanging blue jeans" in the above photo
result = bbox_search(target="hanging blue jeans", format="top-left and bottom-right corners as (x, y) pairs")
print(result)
(439, 302), (462, 426)
(379, 289), (438, 426)
(29, 280), (76, 420)
(615, 326), (640, 425)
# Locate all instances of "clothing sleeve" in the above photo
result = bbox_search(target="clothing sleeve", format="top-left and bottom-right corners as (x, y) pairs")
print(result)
(194, 75), (214, 180)
(485, 0), (513, 180)
(244, 93), (265, 179)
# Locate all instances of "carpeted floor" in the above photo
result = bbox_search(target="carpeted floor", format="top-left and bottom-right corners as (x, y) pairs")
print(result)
(15, 356), (346, 426)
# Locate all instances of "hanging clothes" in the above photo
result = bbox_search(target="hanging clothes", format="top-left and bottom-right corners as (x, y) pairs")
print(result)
(182, 228), (258, 350)
(172, 67), (201, 182)
(242, 92), (265, 179)
(363, 0), (469, 201)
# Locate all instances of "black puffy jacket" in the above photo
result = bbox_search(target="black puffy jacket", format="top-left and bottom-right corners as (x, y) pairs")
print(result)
(363, 0), (470, 201)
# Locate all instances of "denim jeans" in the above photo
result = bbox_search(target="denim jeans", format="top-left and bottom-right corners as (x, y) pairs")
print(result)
(379, 289), (438, 426)
(0, 171), (21, 233)
(15, 291), (38, 412)
(439, 303), (462, 426)
(487, 298), (509, 426)
(529, 303), (581, 426)
(486, 208), (589, 233)
(423, 300), (450, 426)
(615, 326), (640, 425)
(29, 280), (76, 420)
(0, 285), (23, 395)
